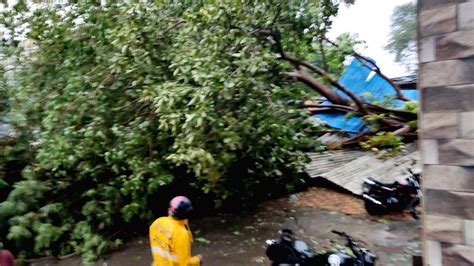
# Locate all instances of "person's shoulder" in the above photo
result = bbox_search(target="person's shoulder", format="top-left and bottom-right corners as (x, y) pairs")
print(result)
(0, 249), (14, 261)
(150, 216), (170, 227)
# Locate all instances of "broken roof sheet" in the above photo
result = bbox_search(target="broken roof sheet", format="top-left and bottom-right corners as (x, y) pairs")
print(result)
(314, 59), (418, 134)
(391, 74), (417, 88)
(305, 146), (421, 195)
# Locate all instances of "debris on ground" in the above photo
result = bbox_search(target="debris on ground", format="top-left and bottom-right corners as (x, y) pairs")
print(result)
(294, 187), (417, 221)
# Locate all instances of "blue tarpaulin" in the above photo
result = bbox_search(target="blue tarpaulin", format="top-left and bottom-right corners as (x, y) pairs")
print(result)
(314, 59), (418, 134)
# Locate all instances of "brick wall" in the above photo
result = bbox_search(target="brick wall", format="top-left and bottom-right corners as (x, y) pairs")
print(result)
(418, 0), (474, 265)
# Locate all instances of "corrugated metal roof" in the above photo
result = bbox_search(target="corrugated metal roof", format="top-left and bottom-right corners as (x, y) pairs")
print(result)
(305, 146), (421, 195)
(391, 74), (417, 88)
(306, 149), (367, 176)
(314, 59), (419, 134)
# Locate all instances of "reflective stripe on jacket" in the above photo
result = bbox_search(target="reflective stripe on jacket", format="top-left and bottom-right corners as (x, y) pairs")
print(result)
(149, 216), (200, 266)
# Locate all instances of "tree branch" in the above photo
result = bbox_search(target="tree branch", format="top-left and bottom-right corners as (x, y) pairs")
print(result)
(355, 57), (411, 101)
(366, 103), (417, 121)
(341, 133), (370, 147)
(323, 37), (412, 101)
(163, 19), (185, 34)
(318, 38), (328, 71)
(259, 29), (371, 115)
(257, 29), (417, 138)
(393, 124), (411, 136)
(287, 56), (371, 115)
(287, 70), (348, 105)
(301, 104), (358, 113)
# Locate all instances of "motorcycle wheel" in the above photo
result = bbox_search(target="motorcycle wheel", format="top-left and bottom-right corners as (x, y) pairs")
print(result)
(364, 198), (386, 215)
(407, 197), (421, 219)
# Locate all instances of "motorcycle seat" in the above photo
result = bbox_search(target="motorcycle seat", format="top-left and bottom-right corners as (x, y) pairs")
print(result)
(366, 177), (397, 188)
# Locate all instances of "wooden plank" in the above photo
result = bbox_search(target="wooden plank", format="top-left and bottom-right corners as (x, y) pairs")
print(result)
(425, 189), (474, 220)
(425, 214), (463, 244)
(422, 84), (474, 113)
(442, 244), (474, 266)
(439, 139), (474, 166)
(426, 240), (443, 266)
(424, 165), (474, 192)
(464, 220), (474, 246)
(419, 4), (456, 37)
(435, 30), (474, 60)
(420, 58), (474, 88)
(419, 0), (468, 10)
(422, 112), (458, 139)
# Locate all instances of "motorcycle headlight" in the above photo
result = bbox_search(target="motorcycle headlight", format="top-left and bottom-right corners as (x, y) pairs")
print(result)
(265, 239), (276, 247)
(328, 254), (343, 265)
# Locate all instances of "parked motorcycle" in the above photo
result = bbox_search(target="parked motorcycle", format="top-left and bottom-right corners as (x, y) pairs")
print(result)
(265, 229), (377, 266)
(362, 169), (421, 219)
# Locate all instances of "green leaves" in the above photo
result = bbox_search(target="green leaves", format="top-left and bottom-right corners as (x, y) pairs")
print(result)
(360, 132), (406, 158)
(0, 201), (21, 218)
(0, 0), (328, 262)
(121, 203), (141, 223)
(403, 101), (419, 113)
(39, 203), (64, 215)
(8, 225), (32, 241)
(33, 223), (65, 254)
(195, 237), (211, 245)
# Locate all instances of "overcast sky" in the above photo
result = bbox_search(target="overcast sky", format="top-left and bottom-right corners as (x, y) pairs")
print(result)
(328, 0), (414, 78)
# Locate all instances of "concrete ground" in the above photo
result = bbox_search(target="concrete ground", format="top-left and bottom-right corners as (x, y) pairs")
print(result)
(31, 188), (422, 266)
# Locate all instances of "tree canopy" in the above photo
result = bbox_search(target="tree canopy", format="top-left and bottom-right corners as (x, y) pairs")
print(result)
(0, 0), (339, 261)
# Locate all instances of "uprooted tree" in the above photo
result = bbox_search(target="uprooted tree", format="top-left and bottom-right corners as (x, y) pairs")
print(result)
(0, 0), (417, 262)
(250, 27), (418, 151)
(267, 31), (418, 149)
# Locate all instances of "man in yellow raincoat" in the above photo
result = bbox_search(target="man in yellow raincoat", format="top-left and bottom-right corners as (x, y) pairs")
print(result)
(149, 196), (202, 266)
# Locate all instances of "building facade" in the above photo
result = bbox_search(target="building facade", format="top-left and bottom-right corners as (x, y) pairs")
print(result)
(418, 0), (474, 264)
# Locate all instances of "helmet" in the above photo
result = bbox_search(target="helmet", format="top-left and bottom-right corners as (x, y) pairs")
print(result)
(168, 196), (193, 220)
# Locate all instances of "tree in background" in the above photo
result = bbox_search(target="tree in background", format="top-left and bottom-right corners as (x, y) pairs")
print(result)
(385, 1), (417, 74)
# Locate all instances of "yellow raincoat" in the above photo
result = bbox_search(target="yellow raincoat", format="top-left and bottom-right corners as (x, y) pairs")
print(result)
(149, 216), (201, 266)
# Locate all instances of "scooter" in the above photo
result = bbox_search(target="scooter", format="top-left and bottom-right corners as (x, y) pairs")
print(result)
(362, 169), (421, 219)
(265, 229), (377, 266)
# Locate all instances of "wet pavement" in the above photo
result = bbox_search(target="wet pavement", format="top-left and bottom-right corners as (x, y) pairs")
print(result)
(31, 188), (422, 266)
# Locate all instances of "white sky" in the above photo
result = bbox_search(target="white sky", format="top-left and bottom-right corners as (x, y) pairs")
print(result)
(328, 0), (414, 78)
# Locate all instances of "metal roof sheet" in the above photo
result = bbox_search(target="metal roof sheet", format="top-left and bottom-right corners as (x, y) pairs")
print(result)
(313, 59), (419, 134)
(305, 146), (421, 195)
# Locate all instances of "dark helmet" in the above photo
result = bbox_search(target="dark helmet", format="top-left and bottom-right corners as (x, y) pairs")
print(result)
(168, 196), (193, 220)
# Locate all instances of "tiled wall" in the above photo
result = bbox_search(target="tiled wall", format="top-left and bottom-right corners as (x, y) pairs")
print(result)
(418, 0), (474, 265)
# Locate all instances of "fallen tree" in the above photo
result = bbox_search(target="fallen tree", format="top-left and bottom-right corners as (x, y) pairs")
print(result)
(0, 1), (336, 262)
(0, 1), (417, 262)
(257, 29), (418, 147)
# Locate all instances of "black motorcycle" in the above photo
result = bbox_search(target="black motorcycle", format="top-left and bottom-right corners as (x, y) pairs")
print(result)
(362, 169), (421, 219)
(265, 229), (377, 266)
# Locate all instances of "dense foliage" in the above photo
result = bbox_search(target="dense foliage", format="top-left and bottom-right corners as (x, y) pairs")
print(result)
(0, 0), (346, 261)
